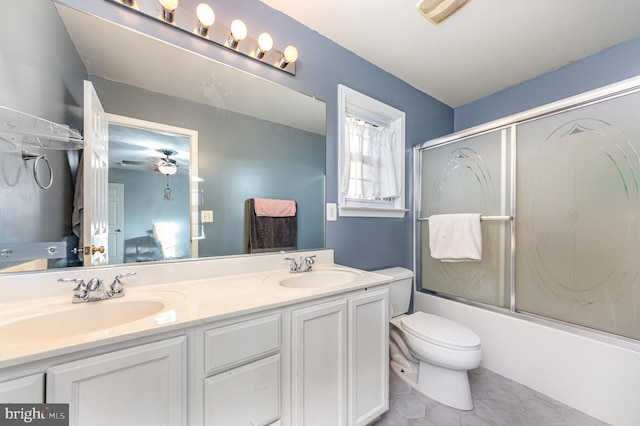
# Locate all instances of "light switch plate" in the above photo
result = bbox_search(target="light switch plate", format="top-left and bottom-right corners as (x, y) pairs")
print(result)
(201, 210), (214, 223)
(326, 203), (337, 221)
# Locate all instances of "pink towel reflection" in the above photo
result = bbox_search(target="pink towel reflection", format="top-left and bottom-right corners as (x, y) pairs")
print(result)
(254, 198), (297, 217)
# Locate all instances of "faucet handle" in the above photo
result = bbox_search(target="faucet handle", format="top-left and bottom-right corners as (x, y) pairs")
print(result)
(59, 278), (88, 302)
(302, 255), (316, 271)
(284, 257), (300, 272)
(109, 272), (136, 296)
(59, 277), (86, 291)
(113, 272), (137, 282)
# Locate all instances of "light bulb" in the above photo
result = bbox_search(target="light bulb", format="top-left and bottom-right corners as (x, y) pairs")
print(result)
(227, 19), (247, 49)
(278, 45), (298, 69)
(159, 0), (178, 11)
(258, 33), (273, 52)
(196, 3), (215, 36)
(230, 19), (247, 41)
(254, 32), (273, 59)
(283, 45), (298, 63)
(159, 0), (179, 22)
(157, 162), (178, 176)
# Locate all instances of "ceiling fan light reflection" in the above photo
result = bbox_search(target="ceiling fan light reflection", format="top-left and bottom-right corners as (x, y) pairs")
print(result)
(158, 162), (178, 175)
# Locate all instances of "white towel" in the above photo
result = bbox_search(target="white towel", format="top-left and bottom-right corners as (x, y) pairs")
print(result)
(428, 213), (482, 262)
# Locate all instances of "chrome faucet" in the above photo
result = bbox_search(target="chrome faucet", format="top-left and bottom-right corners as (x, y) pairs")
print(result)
(86, 277), (105, 301)
(59, 272), (136, 303)
(284, 255), (316, 273)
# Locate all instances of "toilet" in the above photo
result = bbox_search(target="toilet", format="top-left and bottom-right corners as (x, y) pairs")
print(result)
(374, 267), (482, 410)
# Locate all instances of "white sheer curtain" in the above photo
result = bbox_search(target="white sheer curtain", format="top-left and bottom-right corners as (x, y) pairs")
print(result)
(341, 116), (400, 200)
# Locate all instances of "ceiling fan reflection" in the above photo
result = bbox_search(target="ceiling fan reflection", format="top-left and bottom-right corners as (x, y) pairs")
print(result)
(121, 149), (182, 176)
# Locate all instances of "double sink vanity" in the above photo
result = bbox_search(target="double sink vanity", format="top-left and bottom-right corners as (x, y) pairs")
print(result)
(0, 250), (392, 426)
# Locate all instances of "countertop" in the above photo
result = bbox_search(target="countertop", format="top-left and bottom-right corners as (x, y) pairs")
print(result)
(0, 259), (392, 369)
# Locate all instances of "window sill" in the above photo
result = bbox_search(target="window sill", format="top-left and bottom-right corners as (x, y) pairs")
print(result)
(338, 206), (408, 218)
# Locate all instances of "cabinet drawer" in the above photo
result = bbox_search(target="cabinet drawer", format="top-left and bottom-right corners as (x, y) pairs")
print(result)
(204, 313), (280, 374)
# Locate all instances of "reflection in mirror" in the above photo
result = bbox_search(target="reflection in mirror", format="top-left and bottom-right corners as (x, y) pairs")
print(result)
(107, 115), (198, 265)
(0, 0), (326, 274)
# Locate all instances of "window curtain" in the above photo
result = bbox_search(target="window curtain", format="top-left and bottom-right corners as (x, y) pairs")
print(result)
(341, 116), (400, 199)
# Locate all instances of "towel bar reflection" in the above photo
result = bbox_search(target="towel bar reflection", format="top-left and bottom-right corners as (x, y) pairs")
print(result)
(417, 215), (514, 222)
(22, 150), (53, 190)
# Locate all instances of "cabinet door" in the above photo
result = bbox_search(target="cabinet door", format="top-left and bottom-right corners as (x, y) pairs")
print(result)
(348, 289), (389, 426)
(46, 336), (186, 426)
(0, 374), (44, 403)
(291, 299), (348, 426)
(204, 354), (280, 426)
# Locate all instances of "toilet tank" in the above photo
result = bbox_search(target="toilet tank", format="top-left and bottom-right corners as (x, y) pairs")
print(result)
(373, 267), (413, 317)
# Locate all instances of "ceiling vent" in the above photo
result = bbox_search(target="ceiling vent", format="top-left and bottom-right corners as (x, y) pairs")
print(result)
(416, 0), (469, 24)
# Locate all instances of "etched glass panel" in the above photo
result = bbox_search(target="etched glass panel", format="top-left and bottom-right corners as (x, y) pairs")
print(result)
(420, 129), (512, 307)
(516, 90), (640, 340)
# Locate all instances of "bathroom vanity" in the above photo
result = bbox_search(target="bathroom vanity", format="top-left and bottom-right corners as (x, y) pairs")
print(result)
(0, 250), (391, 426)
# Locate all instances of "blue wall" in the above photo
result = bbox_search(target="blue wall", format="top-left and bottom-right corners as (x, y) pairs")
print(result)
(0, 0), (86, 251)
(455, 36), (640, 131)
(60, 0), (454, 271)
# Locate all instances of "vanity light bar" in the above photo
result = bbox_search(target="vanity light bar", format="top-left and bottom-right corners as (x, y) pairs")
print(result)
(107, 0), (297, 75)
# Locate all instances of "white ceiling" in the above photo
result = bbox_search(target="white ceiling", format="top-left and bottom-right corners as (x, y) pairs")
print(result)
(260, 0), (640, 107)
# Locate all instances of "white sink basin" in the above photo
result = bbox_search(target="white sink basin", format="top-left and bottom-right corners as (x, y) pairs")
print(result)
(266, 267), (363, 289)
(0, 290), (185, 345)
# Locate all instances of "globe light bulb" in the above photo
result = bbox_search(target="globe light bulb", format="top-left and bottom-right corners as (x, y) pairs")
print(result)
(196, 3), (215, 36)
(159, 0), (178, 11)
(258, 33), (274, 53)
(196, 3), (215, 27)
(254, 32), (273, 59)
(278, 45), (298, 69)
(227, 19), (247, 49)
(230, 19), (247, 41)
(283, 45), (298, 63)
(159, 0), (179, 22)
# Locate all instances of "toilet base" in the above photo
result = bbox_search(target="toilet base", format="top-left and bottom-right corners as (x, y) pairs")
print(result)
(416, 361), (474, 410)
(390, 359), (474, 411)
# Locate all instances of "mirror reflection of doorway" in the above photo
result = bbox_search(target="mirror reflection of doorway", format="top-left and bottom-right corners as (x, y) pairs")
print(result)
(108, 183), (124, 264)
(106, 114), (199, 264)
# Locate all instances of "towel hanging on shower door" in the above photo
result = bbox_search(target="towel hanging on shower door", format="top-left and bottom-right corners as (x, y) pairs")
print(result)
(428, 213), (482, 262)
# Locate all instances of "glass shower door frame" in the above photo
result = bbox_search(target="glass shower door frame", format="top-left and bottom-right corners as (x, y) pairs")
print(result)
(413, 74), (640, 344)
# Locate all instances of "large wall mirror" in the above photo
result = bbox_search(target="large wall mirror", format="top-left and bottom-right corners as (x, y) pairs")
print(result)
(0, 0), (326, 274)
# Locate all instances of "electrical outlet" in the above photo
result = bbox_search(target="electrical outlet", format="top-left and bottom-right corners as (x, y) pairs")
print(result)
(326, 203), (337, 221)
(201, 210), (214, 223)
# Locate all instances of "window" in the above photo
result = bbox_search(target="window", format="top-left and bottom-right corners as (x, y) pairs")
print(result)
(338, 85), (407, 218)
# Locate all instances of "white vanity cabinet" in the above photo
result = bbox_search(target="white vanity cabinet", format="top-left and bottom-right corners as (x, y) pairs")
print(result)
(291, 287), (389, 426)
(199, 313), (282, 426)
(291, 298), (349, 426)
(348, 288), (389, 426)
(0, 374), (44, 403)
(46, 336), (187, 426)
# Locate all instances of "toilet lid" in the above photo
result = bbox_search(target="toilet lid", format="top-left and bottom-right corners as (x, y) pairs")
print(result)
(401, 312), (481, 350)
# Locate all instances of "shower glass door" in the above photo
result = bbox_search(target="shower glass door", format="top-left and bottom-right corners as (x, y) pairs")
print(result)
(515, 90), (640, 340)
(419, 129), (513, 308)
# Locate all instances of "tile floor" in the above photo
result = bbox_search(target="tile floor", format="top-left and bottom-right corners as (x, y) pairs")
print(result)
(372, 367), (609, 426)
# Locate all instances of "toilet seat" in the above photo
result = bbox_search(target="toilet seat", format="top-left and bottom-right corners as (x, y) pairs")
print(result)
(401, 312), (481, 350)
